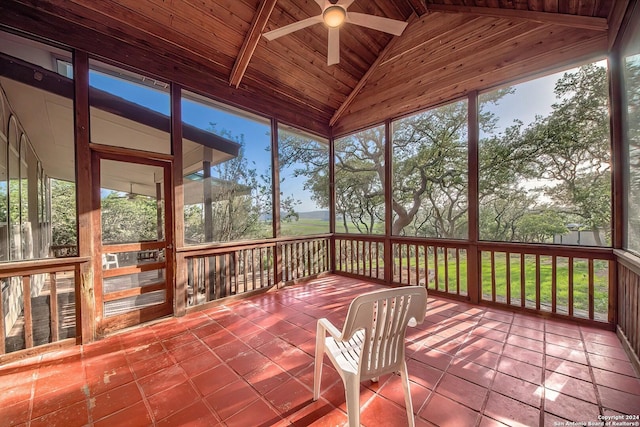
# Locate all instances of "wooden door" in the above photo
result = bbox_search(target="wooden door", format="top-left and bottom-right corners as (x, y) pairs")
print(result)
(94, 152), (174, 335)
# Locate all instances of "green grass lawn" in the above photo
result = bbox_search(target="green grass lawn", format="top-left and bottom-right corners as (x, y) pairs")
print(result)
(280, 218), (330, 236)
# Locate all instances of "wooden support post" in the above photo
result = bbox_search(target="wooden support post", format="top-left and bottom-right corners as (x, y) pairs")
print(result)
(467, 91), (480, 304)
(271, 119), (282, 286)
(329, 132), (336, 273)
(171, 83), (186, 316)
(384, 119), (393, 284)
(73, 50), (95, 342)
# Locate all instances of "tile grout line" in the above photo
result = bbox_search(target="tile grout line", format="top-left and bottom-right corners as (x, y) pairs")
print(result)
(580, 325), (606, 417)
(474, 311), (514, 427)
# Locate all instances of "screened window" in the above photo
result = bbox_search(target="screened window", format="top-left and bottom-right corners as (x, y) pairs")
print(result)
(181, 90), (272, 244)
(89, 59), (170, 154)
(392, 100), (469, 239)
(334, 126), (385, 234)
(278, 125), (329, 236)
(623, 20), (640, 255)
(478, 62), (611, 247)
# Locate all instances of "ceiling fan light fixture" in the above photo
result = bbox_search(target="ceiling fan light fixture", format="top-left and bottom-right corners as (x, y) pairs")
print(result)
(323, 5), (346, 28)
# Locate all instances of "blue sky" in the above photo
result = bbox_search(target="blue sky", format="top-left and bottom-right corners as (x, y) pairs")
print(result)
(90, 70), (319, 211)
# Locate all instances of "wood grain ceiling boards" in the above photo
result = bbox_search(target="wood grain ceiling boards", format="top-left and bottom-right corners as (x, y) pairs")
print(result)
(0, 0), (630, 138)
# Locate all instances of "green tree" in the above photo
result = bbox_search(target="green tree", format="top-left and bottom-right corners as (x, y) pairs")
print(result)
(184, 125), (271, 243)
(491, 64), (611, 245)
(101, 193), (158, 243)
(50, 179), (77, 246)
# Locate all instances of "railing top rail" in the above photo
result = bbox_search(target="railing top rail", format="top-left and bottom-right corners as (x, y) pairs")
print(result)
(478, 241), (614, 259)
(390, 236), (471, 248)
(0, 256), (91, 278)
(178, 234), (332, 257)
(334, 233), (385, 242)
(103, 241), (165, 252)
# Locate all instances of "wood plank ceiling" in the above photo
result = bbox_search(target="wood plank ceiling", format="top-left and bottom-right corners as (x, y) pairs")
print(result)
(0, 0), (629, 137)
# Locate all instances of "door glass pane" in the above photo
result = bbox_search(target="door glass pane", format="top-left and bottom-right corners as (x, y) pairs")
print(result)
(100, 159), (166, 317)
(100, 160), (164, 244)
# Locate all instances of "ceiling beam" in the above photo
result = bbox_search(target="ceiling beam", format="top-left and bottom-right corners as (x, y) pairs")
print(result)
(427, 4), (608, 31)
(330, 14), (418, 127)
(229, 0), (277, 88)
(406, 0), (428, 17)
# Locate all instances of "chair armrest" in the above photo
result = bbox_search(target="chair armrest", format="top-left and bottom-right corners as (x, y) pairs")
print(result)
(317, 317), (343, 341)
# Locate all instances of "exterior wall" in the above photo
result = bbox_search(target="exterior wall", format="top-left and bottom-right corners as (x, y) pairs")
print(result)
(0, 81), (47, 337)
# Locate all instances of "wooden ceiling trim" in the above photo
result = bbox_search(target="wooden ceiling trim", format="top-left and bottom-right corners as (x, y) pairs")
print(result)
(607, 0), (632, 49)
(379, 14), (518, 68)
(426, 4), (608, 31)
(407, 0), (429, 16)
(330, 14), (419, 126)
(361, 24), (599, 105)
(334, 24), (607, 134)
(351, 20), (543, 110)
(229, 0), (277, 88)
(71, 0), (246, 67)
(255, 28), (361, 91)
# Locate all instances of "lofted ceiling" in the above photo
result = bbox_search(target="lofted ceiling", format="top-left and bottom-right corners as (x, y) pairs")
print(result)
(0, 0), (631, 138)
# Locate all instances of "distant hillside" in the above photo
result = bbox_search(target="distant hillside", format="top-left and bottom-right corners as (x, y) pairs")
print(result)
(298, 211), (330, 221)
(261, 210), (330, 221)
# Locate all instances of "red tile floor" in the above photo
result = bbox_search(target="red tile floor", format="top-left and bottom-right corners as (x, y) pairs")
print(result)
(2, 275), (640, 426)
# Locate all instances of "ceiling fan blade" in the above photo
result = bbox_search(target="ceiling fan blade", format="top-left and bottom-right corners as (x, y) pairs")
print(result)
(346, 12), (408, 36)
(263, 15), (323, 41)
(337, 0), (355, 8)
(327, 27), (340, 65)
(314, 0), (328, 9)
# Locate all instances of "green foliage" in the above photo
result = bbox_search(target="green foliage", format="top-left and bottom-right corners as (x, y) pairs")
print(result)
(51, 179), (77, 246)
(184, 124), (272, 244)
(480, 63), (612, 245)
(101, 192), (159, 243)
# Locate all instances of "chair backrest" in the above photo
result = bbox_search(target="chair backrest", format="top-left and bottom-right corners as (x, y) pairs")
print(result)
(341, 286), (427, 380)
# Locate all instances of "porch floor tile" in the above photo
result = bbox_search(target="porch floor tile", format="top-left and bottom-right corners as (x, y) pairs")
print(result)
(1, 275), (639, 426)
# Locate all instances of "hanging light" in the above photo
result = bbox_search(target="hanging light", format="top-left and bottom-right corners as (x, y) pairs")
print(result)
(323, 5), (346, 28)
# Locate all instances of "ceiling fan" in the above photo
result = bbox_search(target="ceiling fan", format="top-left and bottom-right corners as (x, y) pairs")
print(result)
(263, 0), (408, 66)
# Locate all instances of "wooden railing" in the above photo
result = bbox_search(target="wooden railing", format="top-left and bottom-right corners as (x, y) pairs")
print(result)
(180, 235), (331, 309)
(333, 234), (615, 325)
(335, 235), (385, 280)
(280, 235), (331, 282)
(479, 243), (614, 323)
(335, 235), (469, 298)
(392, 238), (469, 298)
(616, 250), (640, 363)
(0, 257), (89, 358)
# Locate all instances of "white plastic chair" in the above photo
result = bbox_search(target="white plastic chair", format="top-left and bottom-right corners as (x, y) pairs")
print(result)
(313, 286), (427, 427)
(102, 253), (119, 269)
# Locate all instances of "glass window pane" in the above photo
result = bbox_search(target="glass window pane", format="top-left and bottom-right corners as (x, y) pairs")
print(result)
(334, 126), (385, 234)
(0, 30), (76, 261)
(89, 59), (170, 154)
(392, 100), (469, 238)
(278, 125), (329, 236)
(478, 62), (611, 246)
(181, 90), (272, 244)
(100, 160), (164, 244)
(624, 24), (640, 255)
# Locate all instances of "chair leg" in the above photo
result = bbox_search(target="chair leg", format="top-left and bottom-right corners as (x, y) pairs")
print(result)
(313, 330), (325, 400)
(345, 376), (361, 427)
(400, 362), (415, 427)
